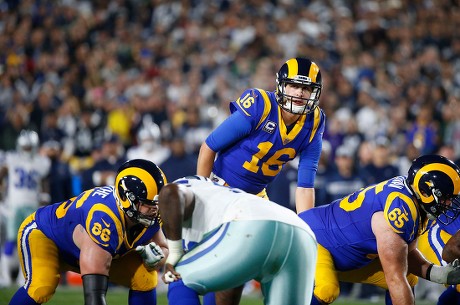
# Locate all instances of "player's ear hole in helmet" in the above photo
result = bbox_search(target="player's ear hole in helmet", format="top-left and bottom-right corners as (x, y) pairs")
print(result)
(275, 57), (322, 115)
(406, 154), (460, 225)
(114, 159), (167, 227)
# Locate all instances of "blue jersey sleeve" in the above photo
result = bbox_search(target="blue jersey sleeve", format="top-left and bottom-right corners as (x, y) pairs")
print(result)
(384, 194), (419, 242)
(229, 88), (268, 123)
(297, 111), (325, 188)
(205, 110), (252, 152)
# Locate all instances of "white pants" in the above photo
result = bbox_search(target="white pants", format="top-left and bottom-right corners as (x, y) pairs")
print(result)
(176, 220), (317, 305)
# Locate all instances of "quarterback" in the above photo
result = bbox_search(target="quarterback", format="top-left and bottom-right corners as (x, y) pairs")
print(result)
(299, 154), (460, 305)
(197, 57), (326, 214)
(7, 159), (169, 305)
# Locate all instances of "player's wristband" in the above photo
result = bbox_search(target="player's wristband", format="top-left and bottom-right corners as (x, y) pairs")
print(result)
(426, 264), (434, 281)
(165, 239), (184, 266)
(82, 274), (108, 305)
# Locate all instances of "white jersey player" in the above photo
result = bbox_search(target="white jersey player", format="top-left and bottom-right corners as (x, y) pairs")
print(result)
(0, 130), (51, 287)
(157, 176), (318, 305)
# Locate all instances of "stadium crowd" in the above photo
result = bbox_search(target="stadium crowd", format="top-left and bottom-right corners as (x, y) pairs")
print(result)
(1, 0), (460, 302)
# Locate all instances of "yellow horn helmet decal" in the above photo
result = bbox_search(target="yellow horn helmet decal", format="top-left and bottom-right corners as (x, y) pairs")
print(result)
(413, 163), (460, 204)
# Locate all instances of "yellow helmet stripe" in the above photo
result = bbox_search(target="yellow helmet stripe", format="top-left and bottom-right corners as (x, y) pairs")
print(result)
(286, 58), (298, 79)
(413, 163), (460, 203)
(116, 167), (158, 200)
(309, 61), (320, 83)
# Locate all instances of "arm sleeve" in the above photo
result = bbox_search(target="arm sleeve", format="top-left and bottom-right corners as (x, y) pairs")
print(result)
(297, 134), (323, 188)
(82, 274), (108, 305)
(205, 110), (252, 152)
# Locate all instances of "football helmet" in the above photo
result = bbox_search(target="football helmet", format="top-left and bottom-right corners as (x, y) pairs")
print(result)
(275, 57), (322, 115)
(406, 154), (460, 225)
(137, 123), (161, 151)
(16, 129), (39, 156)
(114, 159), (167, 227)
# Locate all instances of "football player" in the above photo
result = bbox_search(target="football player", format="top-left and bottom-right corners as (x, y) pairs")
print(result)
(157, 175), (318, 305)
(299, 154), (460, 305)
(417, 216), (460, 304)
(197, 57), (326, 214)
(0, 130), (51, 287)
(7, 159), (169, 305)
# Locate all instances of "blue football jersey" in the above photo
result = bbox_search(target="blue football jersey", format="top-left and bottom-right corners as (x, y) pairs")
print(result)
(433, 213), (460, 235)
(213, 88), (325, 194)
(299, 176), (428, 271)
(35, 186), (161, 267)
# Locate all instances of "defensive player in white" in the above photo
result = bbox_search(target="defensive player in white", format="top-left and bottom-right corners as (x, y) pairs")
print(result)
(157, 175), (318, 305)
(0, 130), (51, 287)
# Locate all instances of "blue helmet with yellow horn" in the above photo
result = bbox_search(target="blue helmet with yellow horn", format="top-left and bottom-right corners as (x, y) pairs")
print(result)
(406, 154), (460, 225)
(114, 159), (167, 227)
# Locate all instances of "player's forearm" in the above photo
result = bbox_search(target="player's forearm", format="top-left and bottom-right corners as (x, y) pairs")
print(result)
(443, 231), (460, 263)
(197, 142), (216, 177)
(387, 280), (415, 305)
(295, 187), (315, 214)
(407, 248), (432, 277)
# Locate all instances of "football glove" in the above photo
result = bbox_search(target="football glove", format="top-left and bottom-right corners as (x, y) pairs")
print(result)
(135, 242), (165, 269)
(427, 259), (460, 284)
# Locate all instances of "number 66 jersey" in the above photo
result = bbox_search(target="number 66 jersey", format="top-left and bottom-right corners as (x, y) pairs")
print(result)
(34, 186), (161, 267)
(299, 176), (428, 271)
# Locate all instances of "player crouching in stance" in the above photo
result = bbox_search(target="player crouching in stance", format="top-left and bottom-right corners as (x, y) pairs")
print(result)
(299, 154), (460, 305)
(157, 176), (318, 305)
(8, 159), (169, 305)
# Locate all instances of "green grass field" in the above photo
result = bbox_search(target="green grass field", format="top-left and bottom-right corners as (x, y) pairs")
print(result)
(0, 285), (436, 305)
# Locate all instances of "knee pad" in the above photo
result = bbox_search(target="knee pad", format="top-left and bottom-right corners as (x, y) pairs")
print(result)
(29, 285), (56, 304)
(314, 282), (340, 304)
(130, 269), (157, 291)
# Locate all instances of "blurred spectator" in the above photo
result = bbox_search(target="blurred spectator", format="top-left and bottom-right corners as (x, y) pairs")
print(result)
(160, 134), (197, 182)
(313, 140), (333, 207)
(0, 103), (36, 151)
(441, 94), (460, 160)
(80, 134), (126, 190)
(177, 105), (213, 158)
(358, 136), (399, 185)
(40, 140), (73, 203)
(324, 145), (365, 203)
(406, 103), (439, 155)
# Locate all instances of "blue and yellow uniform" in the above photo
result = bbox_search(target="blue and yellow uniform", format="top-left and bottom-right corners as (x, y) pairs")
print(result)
(16, 186), (161, 304)
(418, 217), (460, 267)
(417, 217), (460, 303)
(207, 88), (325, 195)
(299, 176), (427, 303)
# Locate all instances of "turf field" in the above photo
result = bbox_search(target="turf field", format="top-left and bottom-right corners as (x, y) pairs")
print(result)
(0, 286), (436, 305)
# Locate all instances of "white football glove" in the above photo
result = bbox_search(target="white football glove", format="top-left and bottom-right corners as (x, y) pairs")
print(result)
(135, 242), (165, 268)
(427, 259), (460, 284)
